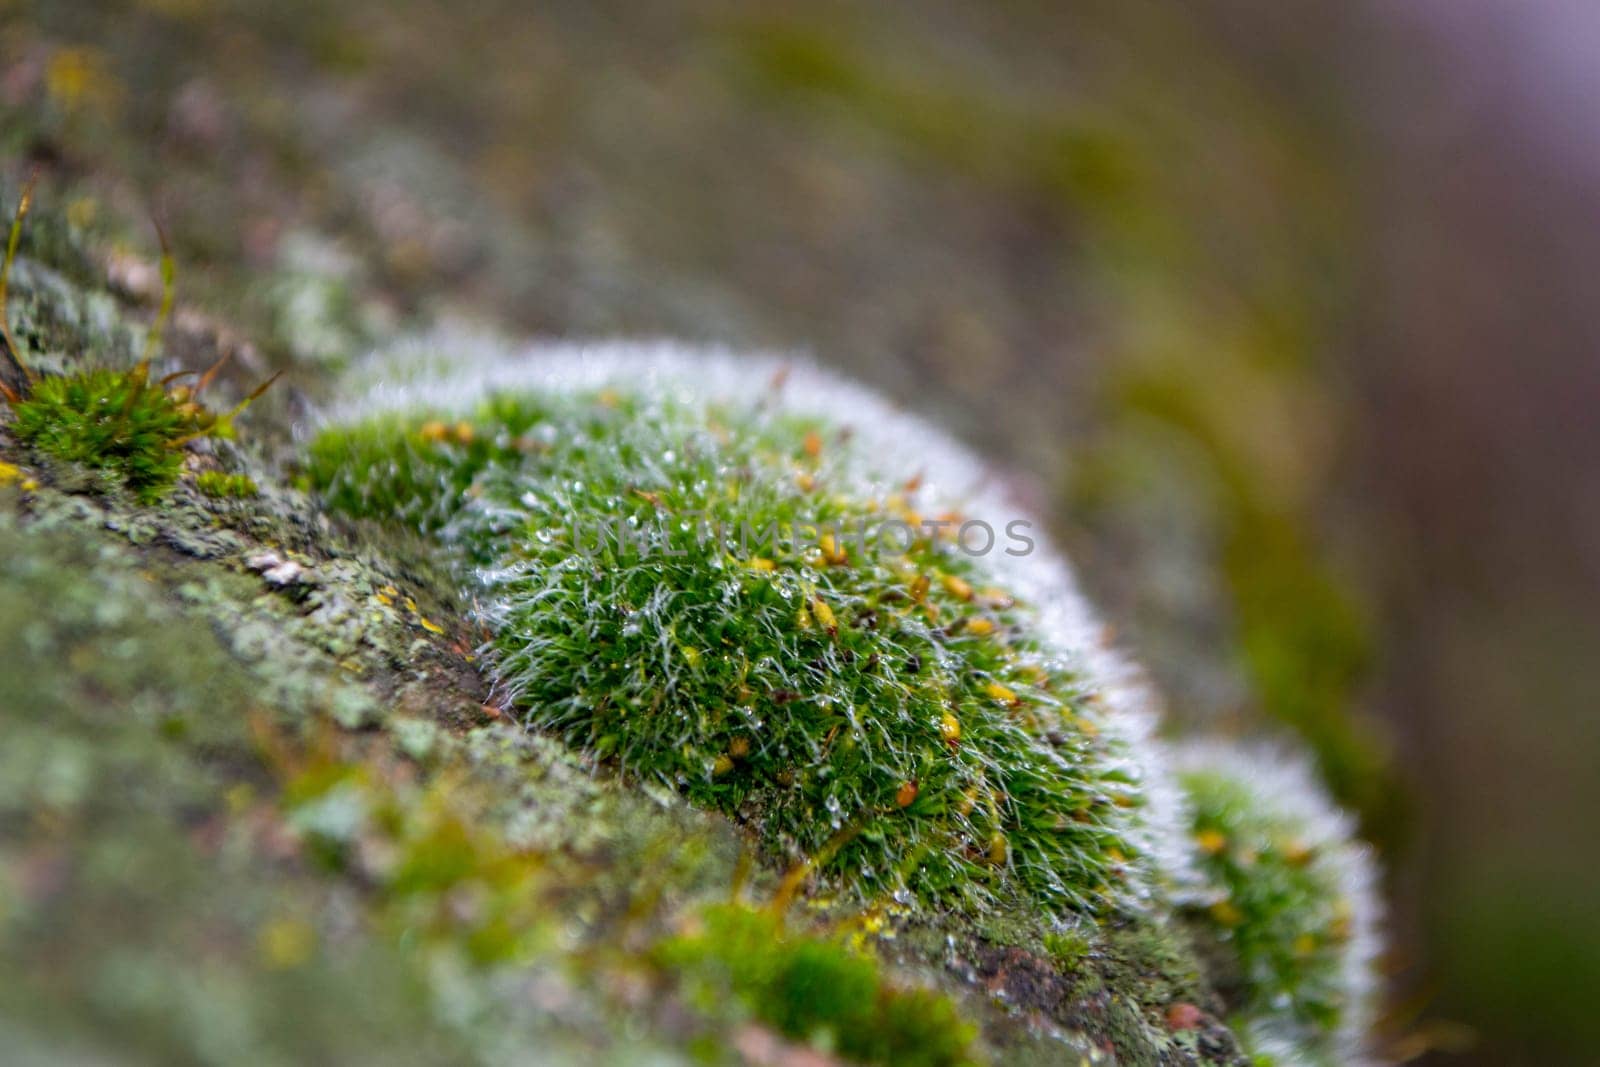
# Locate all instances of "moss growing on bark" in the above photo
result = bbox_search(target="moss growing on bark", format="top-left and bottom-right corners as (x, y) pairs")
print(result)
(2, 178), (277, 503)
(307, 353), (1161, 920)
(10, 366), (214, 500)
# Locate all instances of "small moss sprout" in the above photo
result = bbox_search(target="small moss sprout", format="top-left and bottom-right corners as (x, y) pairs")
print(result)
(1, 177), (277, 501)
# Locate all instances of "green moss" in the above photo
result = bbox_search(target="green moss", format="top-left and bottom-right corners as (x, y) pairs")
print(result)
(7, 366), (214, 501)
(1, 178), (276, 506)
(308, 388), (1146, 920)
(1178, 753), (1377, 1064)
(1043, 928), (1092, 971)
(195, 470), (260, 498)
(1186, 775), (1348, 1028)
(656, 903), (979, 1066)
(0, 45), (1287, 1061)
(305, 408), (512, 535)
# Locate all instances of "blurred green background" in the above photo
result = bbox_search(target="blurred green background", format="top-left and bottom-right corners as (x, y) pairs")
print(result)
(4, 0), (1598, 1062)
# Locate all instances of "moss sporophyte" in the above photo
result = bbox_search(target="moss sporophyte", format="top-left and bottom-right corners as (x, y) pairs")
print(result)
(0, 175), (277, 501)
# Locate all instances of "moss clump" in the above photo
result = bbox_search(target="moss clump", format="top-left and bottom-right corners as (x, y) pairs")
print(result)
(307, 380), (1148, 919)
(1177, 744), (1381, 1065)
(656, 903), (979, 1066)
(1042, 927), (1092, 971)
(1, 177), (276, 504)
(7, 366), (216, 500)
(195, 469), (260, 498)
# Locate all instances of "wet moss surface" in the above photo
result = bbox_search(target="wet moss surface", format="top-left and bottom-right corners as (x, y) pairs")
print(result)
(307, 389), (1150, 921)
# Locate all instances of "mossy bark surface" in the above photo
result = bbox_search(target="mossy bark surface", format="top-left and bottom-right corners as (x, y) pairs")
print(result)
(0, 3), (1369, 1060)
(0, 217), (1246, 1065)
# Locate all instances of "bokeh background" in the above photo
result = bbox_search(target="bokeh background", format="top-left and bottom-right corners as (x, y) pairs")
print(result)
(4, 1), (1597, 1062)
